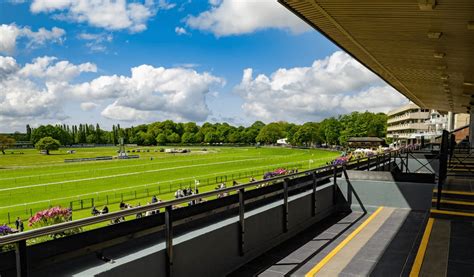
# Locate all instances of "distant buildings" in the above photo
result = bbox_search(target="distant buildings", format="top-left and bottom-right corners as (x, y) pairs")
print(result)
(386, 103), (447, 145)
(386, 103), (471, 145)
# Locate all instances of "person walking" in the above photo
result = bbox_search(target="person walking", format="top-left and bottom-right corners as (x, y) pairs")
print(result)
(15, 217), (24, 232)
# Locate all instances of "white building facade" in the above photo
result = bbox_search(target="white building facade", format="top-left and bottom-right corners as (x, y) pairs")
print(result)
(386, 103), (447, 145)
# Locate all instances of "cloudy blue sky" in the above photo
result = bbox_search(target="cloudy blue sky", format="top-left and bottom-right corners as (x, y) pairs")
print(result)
(0, 0), (408, 133)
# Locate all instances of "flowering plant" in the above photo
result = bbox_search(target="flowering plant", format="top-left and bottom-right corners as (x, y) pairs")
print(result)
(0, 225), (12, 235)
(332, 156), (349, 165)
(263, 168), (288, 179)
(28, 206), (80, 240)
(29, 206), (71, 227)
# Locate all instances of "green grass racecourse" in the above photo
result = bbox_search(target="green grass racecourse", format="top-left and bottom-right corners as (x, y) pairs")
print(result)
(0, 146), (340, 229)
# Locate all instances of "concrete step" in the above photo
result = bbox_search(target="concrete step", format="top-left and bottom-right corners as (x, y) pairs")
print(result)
(433, 189), (474, 201)
(432, 199), (474, 212)
(430, 209), (474, 221)
(411, 218), (474, 276)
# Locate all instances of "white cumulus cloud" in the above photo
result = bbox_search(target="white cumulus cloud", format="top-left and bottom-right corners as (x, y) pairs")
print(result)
(30, 0), (161, 33)
(0, 55), (97, 130)
(80, 102), (99, 111)
(0, 24), (66, 55)
(20, 56), (97, 82)
(186, 0), (309, 36)
(175, 26), (188, 35)
(235, 51), (408, 122)
(101, 101), (152, 121)
(68, 64), (224, 122)
(0, 24), (21, 55)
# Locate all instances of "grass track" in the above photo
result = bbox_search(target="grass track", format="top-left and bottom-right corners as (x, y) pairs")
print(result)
(0, 146), (340, 228)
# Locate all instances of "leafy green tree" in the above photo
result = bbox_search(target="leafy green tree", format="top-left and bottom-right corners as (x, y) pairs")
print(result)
(0, 135), (15, 155)
(228, 131), (241, 144)
(167, 132), (181, 143)
(156, 133), (167, 145)
(26, 124), (32, 141)
(194, 132), (204, 143)
(31, 125), (71, 145)
(256, 123), (285, 144)
(204, 132), (220, 144)
(183, 122), (199, 133)
(181, 132), (195, 144)
(35, 137), (60, 155)
(319, 117), (341, 145)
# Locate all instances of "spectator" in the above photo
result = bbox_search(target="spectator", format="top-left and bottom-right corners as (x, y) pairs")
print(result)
(91, 206), (100, 216)
(15, 217), (21, 230)
(102, 206), (109, 214)
(15, 217), (24, 232)
(67, 207), (73, 221)
(151, 195), (158, 203)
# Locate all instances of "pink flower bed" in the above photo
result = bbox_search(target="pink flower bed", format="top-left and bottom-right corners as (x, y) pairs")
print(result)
(29, 206), (71, 227)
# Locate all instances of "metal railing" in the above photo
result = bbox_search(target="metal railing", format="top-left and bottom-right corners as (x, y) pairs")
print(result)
(0, 149), (407, 277)
(435, 129), (474, 209)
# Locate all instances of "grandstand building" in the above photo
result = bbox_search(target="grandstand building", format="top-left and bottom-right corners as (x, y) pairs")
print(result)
(386, 103), (447, 144)
(1, 1), (474, 276)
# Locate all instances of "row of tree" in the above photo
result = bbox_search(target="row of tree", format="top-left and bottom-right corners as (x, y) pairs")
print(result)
(1, 111), (388, 150)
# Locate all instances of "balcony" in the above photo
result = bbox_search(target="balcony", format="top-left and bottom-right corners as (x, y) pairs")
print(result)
(387, 112), (430, 124)
(387, 131), (442, 140)
(387, 123), (429, 132)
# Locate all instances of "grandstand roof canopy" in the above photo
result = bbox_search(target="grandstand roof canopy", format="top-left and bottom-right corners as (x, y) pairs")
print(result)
(279, 0), (474, 113)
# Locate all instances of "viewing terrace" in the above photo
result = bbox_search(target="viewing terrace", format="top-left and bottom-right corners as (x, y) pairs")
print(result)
(1, 0), (473, 276)
(1, 135), (473, 276)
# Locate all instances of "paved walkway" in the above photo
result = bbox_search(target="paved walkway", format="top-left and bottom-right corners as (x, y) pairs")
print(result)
(229, 208), (428, 276)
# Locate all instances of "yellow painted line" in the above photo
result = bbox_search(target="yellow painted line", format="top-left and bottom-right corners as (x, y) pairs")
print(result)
(432, 189), (474, 196)
(430, 209), (474, 217)
(431, 199), (474, 206)
(305, 207), (384, 277)
(409, 218), (434, 277)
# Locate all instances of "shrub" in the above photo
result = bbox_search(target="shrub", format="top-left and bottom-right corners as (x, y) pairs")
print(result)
(29, 207), (81, 239)
(0, 225), (14, 252)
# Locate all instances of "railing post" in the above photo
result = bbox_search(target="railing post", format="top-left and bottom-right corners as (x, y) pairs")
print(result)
(311, 172), (317, 216)
(437, 130), (449, 210)
(400, 152), (404, 172)
(367, 156), (370, 171)
(333, 165), (337, 205)
(238, 188), (245, 256)
(357, 158), (360, 170)
(345, 166), (352, 206)
(283, 178), (289, 233)
(165, 206), (173, 277)
(15, 239), (28, 277)
(388, 152), (392, 171)
(406, 151), (409, 173)
(375, 155), (379, 171)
